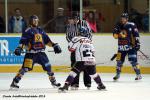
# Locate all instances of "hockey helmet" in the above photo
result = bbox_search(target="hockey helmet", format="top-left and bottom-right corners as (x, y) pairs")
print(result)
(120, 13), (129, 19)
(79, 26), (88, 37)
(29, 15), (39, 25)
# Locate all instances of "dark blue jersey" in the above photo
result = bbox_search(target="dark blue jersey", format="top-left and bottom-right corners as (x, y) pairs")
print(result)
(113, 22), (140, 51)
(19, 27), (51, 51)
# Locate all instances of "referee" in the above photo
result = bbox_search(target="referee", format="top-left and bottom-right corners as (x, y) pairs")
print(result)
(66, 15), (92, 89)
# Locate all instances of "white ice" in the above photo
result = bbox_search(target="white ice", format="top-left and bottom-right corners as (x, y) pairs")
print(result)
(0, 73), (150, 100)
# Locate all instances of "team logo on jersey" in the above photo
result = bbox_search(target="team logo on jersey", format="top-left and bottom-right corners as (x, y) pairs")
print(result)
(120, 30), (127, 38)
(34, 33), (43, 42)
(33, 33), (44, 49)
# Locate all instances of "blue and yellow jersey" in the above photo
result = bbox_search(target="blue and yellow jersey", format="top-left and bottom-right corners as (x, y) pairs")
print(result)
(19, 27), (51, 51)
(113, 22), (140, 51)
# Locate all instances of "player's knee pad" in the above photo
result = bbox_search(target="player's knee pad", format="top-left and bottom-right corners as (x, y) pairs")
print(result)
(71, 67), (80, 74)
(16, 68), (29, 78)
(128, 54), (137, 62)
(23, 67), (32, 71)
(130, 61), (140, 69)
(117, 61), (123, 67)
(133, 65), (140, 70)
(130, 61), (138, 67)
(47, 72), (54, 76)
(90, 73), (98, 79)
(116, 61), (123, 72)
(69, 71), (77, 78)
(42, 62), (51, 72)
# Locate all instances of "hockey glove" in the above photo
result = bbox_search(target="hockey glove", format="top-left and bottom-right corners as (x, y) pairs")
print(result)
(14, 47), (22, 56)
(52, 43), (62, 54)
(135, 38), (140, 51)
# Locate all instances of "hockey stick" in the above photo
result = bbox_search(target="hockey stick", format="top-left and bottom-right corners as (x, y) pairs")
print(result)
(55, 54), (117, 71)
(2, 44), (54, 54)
(139, 50), (150, 60)
(6, 50), (54, 56)
(42, 17), (56, 29)
(55, 66), (71, 71)
(96, 54), (117, 65)
(47, 50), (54, 52)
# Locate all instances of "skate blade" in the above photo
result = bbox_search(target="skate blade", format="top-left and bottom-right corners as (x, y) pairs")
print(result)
(51, 83), (61, 88)
(9, 87), (19, 91)
(70, 87), (78, 90)
(101, 88), (107, 91)
(58, 89), (67, 93)
(86, 87), (90, 90)
(135, 78), (142, 81)
(98, 88), (107, 91)
(52, 85), (61, 88)
(113, 79), (119, 82)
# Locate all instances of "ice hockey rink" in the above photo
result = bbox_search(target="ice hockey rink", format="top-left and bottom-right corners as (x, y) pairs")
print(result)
(0, 72), (150, 100)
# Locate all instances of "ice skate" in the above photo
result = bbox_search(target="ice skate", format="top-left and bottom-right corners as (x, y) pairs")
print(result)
(10, 80), (19, 90)
(97, 83), (106, 90)
(135, 75), (142, 80)
(58, 84), (69, 92)
(70, 84), (79, 90)
(113, 74), (120, 81)
(85, 84), (91, 90)
(50, 78), (61, 87)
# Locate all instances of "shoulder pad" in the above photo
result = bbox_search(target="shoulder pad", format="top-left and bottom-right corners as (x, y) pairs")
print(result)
(25, 27), (31, 32)
(38, 27), (45, 34)
(127, 22), (135, 26)
(71, 37), (80, 43)
(71, 37), (87, 43)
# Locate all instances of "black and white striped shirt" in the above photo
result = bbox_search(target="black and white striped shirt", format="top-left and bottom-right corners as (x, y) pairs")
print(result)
(66, 20), (92, 42)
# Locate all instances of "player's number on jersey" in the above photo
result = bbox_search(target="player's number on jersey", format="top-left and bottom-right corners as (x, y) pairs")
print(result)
(83, 49), (94, 57)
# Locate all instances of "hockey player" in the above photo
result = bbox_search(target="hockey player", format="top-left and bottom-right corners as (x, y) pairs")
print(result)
(66, 15), (92, 89)
(58, 30), (106, 92)
(113, 13), (142, 80)
(10, 15), (62, 89)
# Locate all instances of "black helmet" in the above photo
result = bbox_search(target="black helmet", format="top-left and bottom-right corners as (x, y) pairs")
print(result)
(29, 15), (39, 25)
(72, 12), (79, 20)
(120, 13), (129, 19)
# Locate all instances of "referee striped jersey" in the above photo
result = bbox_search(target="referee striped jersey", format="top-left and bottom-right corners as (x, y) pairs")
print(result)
(66, 20), (92, 42)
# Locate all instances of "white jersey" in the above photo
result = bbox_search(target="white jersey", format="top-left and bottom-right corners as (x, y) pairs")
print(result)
(68, 36), (95, 62)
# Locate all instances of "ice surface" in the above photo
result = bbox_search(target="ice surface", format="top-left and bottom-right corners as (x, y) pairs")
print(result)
(0, 73), (150, 100)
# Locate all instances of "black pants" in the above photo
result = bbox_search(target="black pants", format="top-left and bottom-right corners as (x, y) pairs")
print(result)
(70, 52), (91, 86)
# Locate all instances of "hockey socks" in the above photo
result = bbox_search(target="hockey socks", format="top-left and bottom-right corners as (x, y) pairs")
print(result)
(48, 72), (61, 87)
(10, 68), (28, 89)
(91, 73), (106, 90)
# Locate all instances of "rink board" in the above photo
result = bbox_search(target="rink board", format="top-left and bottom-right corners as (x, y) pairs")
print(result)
(0, 34), (150, 73)
(0, 65), (150, 74)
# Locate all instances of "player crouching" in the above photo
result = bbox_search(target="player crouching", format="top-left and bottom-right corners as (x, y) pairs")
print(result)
(58, 27), (106, 92)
